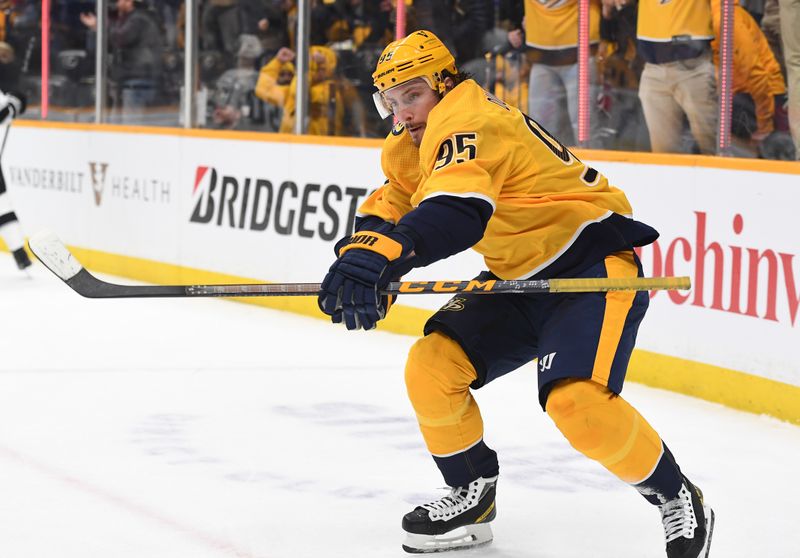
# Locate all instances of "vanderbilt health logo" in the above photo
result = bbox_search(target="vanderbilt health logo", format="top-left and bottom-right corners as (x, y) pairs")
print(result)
(88, 162), (109, 206)
(87, 161), (171, 206)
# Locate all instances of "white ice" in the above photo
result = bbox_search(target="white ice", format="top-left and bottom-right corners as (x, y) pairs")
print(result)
(1, 256), (799, 558)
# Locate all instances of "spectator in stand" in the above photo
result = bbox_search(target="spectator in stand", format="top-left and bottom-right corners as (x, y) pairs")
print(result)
(312, 0), (357, 47)
(258, 45), (365, 136)
(81, 0), (163, 122)
(413, 0), (495, 64)
(0, 41), (20, 93)
(780, 0), (800, 158)
(710, 0), (793, 159)
(255, 45), (294, 108)
(209, 34), (263, 130)
(200, 0), (241, 66)
(254, 44), (295, 131)
(740, 0), (766, 21)
(508, 0), (603, 147)
(351, 0), (394, 52)
(603, 0), (718, 155)
(349, 0), (396, 137)
(597, 4), (651, 151)
(761, 0), (786, 77)
(257, 1), (292, 62)
(493, 50), (528, 110)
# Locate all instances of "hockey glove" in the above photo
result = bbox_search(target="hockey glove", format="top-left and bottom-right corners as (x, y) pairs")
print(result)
(318, 231), (415, 331)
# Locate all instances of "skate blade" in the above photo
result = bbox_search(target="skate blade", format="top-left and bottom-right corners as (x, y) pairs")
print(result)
(402, 523), (493, 554)
(701, 506), (715, 557)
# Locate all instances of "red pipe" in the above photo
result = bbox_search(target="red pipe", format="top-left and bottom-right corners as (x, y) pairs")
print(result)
(718, 0), (733, 154)
(577, 0), (590, 146)
(395, 0), (406, 40)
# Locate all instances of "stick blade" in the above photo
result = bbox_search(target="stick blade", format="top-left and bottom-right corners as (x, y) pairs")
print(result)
(28, 229), (84, 281)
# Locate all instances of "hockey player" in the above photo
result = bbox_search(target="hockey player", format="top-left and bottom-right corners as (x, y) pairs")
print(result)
(318, 30), (714, 557)
(0, 89), (30, 271)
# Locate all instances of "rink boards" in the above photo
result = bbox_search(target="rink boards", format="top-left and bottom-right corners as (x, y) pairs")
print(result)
(4, 121), (800, 424)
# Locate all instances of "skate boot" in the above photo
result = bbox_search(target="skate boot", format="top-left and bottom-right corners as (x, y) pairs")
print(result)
(12, 248), (31, 270)
(402, 475), (497, 554)
(659, 477), (715, 558)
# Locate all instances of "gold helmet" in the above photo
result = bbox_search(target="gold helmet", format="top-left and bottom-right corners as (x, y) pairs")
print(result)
(371, 30), (457, 118)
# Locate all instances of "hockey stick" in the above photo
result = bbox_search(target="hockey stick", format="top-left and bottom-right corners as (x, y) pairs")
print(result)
(28, 230), (691, 299)
(0, 125), (9, 158)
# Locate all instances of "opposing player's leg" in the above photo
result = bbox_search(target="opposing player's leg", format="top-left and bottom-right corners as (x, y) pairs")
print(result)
(538, 251), (714, 558)
(0, 168), (30, 271)
(402, 275), (539, 553)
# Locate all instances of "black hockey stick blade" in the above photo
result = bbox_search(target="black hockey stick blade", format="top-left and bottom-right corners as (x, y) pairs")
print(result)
(28, 230), (189, 298)
(28, 230), (691, 299)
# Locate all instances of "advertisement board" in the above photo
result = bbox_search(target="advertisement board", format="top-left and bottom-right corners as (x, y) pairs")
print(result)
(5, 123), (799, 421)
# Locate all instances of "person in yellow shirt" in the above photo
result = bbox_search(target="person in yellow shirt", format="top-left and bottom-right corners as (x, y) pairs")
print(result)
(317, 30), (714, 557)
(255, 45), (366, 136)
(489, 49), (529, 111)
(254, 47), (296, 107)
(603, 0), (719, 154)
(710, 0), (792, 158)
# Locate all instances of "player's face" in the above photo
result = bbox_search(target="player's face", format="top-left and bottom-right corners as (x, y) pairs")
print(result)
(382, 79), (441, 146)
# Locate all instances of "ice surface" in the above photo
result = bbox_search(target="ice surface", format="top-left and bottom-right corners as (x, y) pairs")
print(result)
(1, 256), (799, 558)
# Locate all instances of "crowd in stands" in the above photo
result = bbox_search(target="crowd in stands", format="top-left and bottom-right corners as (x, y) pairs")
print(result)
(0, 0), (797, 160)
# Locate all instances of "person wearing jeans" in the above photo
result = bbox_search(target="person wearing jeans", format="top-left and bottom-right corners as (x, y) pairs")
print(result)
(508, 0), (603, 147)
(604, 0), (719, 154)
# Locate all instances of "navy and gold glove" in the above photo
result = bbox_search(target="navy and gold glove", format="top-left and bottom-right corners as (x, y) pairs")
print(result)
(318, 231), (415, 330)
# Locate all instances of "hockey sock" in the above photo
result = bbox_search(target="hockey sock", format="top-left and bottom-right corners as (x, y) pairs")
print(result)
(633, 442), (684, 505)
(405, 331), (498, 486)
(545, 379), (674, 489)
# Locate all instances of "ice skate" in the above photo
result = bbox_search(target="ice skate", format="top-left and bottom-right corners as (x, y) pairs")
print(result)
(660, 477), (714, 558)
(402, 476), (497, 554)
(12, 248), (31, 271)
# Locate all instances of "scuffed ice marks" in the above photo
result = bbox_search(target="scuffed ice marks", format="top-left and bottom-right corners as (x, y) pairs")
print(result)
(498, 443), (626, 493)
(129, 413), (223, 466)
(128, 404), (416, 501)
(272, 401), (624, 493)
(130, 403), (622, 506)
(272, 401), (424, 449)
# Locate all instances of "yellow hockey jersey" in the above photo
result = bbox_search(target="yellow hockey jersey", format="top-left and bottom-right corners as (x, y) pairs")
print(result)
(359, 80), (655, 280)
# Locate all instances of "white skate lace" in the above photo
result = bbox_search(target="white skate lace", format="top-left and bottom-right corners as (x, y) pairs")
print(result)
(421, 486), (472, 520)
(660, 485), (698, 544)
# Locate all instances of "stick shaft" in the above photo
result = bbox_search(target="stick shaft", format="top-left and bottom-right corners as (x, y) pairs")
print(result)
(161, 276), (690, 298)
(30, 230), (691, 299)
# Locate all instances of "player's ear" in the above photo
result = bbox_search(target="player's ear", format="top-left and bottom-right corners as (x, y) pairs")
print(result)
(443, 77), (456, 93)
